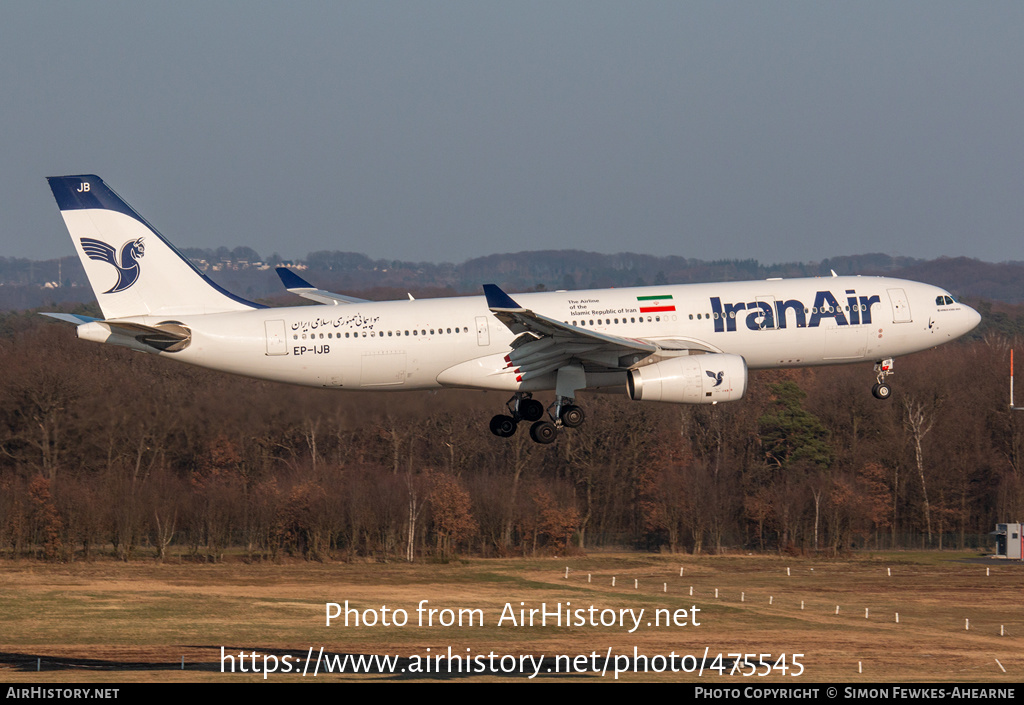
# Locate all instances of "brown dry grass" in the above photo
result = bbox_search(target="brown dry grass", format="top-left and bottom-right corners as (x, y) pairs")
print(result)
(0, 551), (1021, 682)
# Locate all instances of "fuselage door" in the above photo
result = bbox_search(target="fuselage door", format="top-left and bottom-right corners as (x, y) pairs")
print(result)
(265, 319), (288, 355)
(887, 288), (913, 323)
(475, 316), (490, 346)
(754, 296), (777, 330)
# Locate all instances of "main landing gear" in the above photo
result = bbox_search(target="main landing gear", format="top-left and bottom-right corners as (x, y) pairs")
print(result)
(489, 393), (585, 444)
(872, 358), (894, 400)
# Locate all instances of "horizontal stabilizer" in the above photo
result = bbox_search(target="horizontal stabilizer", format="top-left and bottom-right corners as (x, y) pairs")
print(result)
(43, 312), (191, 353)
(41, 312), (100, 325)
(275, 267), (368, 305)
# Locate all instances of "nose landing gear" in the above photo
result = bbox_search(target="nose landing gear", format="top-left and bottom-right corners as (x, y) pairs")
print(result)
(872, 358), (894, 400)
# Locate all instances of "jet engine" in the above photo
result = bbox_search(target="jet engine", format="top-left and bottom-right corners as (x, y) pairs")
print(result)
(627, 353), (747, 404)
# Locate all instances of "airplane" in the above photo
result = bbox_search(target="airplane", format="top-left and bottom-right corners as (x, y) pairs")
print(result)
(43, 175), (982, 444)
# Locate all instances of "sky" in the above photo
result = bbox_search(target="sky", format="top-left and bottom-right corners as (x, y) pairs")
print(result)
(2, 2), (1022, 265)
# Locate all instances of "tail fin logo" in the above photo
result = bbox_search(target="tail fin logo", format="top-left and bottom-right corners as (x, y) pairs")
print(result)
(80, 237), (146, 293)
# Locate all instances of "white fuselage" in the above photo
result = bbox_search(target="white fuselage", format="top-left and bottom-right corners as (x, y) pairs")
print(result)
(99, 275), (980, 394)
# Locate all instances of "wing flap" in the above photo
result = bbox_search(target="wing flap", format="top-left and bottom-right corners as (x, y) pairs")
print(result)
(484, 284), (660, 376)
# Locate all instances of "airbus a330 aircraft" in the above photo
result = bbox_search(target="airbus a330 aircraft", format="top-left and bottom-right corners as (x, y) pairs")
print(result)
(44, 175), (981, 443)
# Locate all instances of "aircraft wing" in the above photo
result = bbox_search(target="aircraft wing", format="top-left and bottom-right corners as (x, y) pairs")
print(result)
(276, 267), (369, 305)
(483, 284), (669, 381)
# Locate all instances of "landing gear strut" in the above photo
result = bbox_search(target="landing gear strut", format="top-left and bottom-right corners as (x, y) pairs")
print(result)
(872, 358), (894, 400)
(553, 397), (585, 429)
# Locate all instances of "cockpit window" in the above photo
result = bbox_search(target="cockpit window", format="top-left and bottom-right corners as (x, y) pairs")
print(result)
(936, 295), (956, 306)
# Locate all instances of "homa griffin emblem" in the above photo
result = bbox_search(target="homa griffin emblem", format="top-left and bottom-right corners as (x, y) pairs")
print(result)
(79, 237), (145, 293)
(706, 370), (725, 387)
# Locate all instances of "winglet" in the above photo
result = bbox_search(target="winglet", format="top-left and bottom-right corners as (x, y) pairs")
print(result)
(483, 284), (523, 311)
(276, 266), (315, 290)
(275, 267), (369, 305)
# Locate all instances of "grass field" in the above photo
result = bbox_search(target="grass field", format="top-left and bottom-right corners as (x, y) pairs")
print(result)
(1, 551), (1021, 682)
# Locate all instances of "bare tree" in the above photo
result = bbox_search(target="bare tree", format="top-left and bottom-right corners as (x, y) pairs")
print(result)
(902, 396), (937, 543)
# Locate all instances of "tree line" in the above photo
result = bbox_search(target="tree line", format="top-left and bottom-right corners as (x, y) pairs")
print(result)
(1, 309), (1022, 562)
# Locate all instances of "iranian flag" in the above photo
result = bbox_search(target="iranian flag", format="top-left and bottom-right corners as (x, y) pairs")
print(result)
(637, 294), (676, 313)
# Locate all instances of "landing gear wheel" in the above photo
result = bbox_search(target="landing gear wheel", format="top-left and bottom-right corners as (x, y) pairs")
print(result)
(529, 420), (558, 444)
(560, 405), (585, 428)
(519, 398), (545, 422)
(490, 414), (518, 437)
(872, 383), (892, 400)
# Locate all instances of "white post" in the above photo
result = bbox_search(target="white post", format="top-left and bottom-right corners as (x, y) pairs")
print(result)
(565, 567), (569, 579)
(634, 579), (638, 589)
(835, 605), (840, 615)
(663, 583), (667, 593)
(865, 608), (869, 619)
(769, 595), (773, 605)
(965, 618), (969, 631)
(895, 612), (899, 623)
(715, 588), (719, 598)
(801, 601), (804, 610)
(612, 577), (616, 587)
(741, 592), (745, 602)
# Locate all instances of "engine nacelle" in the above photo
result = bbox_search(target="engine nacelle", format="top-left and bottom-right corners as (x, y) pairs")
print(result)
(627, 353), (747, 404)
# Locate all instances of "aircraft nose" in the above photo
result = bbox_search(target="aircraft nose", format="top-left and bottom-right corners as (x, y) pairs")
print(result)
(962, 304), (982, 334)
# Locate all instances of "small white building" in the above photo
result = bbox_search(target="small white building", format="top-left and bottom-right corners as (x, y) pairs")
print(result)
(992, 523), (1022, 560)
